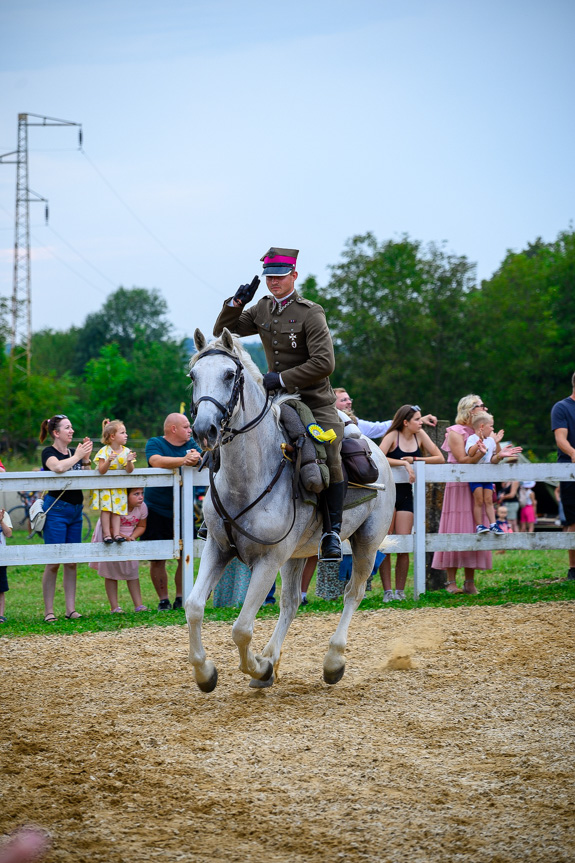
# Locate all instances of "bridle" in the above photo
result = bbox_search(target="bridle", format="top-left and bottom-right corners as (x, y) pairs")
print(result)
(190, 347), (302, 554)
(190, 349), (273, 445)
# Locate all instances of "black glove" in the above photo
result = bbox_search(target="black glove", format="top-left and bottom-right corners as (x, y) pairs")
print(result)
(233, 275), (260, 306)
(263, 372), (282, 391)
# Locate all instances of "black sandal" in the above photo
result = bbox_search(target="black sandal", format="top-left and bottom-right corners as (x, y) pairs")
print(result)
(103, 536), (114, 544)
(114, 535), (126, 543)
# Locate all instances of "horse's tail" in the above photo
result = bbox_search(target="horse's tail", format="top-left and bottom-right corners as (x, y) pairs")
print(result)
(378, 536), (398, 554)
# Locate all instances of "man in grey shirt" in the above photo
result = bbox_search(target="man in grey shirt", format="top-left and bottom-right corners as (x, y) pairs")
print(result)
(334, 388), (437, 437)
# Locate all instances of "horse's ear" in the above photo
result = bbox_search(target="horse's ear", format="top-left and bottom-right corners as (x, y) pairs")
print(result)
(194, 328), (207, 352)
(221, 327), (235, 353)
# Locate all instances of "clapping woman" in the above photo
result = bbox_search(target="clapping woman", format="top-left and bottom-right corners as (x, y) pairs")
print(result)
(40, 415), (93, 623)
(431, 395), (521, 595)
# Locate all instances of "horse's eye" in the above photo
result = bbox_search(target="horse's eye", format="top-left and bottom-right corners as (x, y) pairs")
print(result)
(224, 369), (235, 381)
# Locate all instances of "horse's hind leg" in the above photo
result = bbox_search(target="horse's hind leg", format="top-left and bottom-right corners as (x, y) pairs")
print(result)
(254, 558), (305, 685)
(185, 538), (233, 692)
(323, 529), (380, 685)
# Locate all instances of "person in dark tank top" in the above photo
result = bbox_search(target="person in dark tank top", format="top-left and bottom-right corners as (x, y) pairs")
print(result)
(378, 405), (444, 602)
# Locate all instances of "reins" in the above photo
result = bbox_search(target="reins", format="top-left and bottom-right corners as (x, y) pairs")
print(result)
(192, 347), (302, 553)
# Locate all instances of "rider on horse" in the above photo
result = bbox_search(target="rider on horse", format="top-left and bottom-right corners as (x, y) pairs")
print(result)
(213, 246), (345, 562)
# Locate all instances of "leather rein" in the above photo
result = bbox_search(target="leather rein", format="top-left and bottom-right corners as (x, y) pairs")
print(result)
(192, 348), (302, 552)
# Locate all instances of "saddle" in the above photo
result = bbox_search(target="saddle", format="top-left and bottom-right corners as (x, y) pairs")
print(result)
(280, 401), (381, 494)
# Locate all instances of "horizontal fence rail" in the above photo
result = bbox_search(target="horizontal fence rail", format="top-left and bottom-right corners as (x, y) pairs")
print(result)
(1, 462), (574, 601)
(0, 468), (205, 587)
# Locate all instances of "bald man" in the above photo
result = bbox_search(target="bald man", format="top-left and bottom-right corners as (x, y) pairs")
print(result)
(143, 413), (201, 609)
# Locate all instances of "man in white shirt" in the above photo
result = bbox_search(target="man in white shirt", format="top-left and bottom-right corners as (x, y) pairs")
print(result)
(334, 388), (438, 438)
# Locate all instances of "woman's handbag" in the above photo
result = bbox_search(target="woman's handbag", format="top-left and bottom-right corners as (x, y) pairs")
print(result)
(28, 482), (71, 535)
(341, 437), (379, 485)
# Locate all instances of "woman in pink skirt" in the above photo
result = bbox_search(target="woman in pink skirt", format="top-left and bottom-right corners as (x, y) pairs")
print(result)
(432, 395), (521, 595)
(90, 487), (148, 612)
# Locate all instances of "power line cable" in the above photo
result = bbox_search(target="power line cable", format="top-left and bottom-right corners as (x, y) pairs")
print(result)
(79, 148), (226, 298)
(46, 224), (118, 289)
(29, 230), (109, 297)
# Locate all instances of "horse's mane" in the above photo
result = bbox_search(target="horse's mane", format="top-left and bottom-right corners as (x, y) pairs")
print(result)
(190, 333), (264, 387)
(189, 333), (298, 423)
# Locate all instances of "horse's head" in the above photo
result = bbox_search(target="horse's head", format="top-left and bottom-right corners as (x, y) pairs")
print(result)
(189, 327), (250, 450)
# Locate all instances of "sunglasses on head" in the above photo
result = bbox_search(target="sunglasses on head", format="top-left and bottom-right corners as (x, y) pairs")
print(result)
(472, 403), (487, 410)
(410, 405), (421, 412)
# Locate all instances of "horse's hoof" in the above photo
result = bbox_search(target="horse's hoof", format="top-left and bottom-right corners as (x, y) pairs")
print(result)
(323, 664), (345, 685)
(249, 673), (275, 689)
(196, 667), (218, 693)
(258, 659), (274, 682)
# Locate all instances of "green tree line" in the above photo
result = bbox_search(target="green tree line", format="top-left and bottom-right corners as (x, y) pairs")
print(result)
(0, 287), (191, 453)
(301, 229), (575, 458)
(1, 228), (573, 458)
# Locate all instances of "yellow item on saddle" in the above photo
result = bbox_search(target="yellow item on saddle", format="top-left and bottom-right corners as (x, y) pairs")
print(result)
(307, 423), (337, 444)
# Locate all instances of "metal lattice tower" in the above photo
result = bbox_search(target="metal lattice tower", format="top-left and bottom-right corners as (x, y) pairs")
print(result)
(0, 113), (82, 377)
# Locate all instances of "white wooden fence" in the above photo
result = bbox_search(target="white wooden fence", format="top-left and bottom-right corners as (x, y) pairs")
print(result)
(392, 461), (575, 599)
(0, 467), (203, 601)
(1, 463), (574, 603)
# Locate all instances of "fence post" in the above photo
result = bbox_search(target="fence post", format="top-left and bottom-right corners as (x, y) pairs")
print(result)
(181, 466), (195, 602)
(413, 460), (427, 599)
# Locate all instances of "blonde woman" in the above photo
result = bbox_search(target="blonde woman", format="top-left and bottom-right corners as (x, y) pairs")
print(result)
(431, 395), (521, 595)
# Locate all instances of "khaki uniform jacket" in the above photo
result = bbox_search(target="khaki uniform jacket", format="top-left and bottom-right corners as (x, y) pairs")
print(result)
(214, 292), (337, 411)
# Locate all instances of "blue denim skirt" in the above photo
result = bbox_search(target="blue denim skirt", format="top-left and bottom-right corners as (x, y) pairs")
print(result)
(43, 497), (83, 545)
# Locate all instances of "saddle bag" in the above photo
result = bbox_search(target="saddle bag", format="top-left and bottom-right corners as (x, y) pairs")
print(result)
(341, 437), (379, 485)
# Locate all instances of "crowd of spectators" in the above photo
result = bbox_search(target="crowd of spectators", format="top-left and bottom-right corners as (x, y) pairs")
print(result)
(0, 371), (574, 622)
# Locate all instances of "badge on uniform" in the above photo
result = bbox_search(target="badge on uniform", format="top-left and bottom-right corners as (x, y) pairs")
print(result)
(307, 423), (337, 444)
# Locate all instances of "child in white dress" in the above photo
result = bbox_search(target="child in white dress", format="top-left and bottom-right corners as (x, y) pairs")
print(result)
(91, 419), (137, 542)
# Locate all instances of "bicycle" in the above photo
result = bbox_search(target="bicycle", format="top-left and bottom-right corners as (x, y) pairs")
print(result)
(8, 492), (92, 540)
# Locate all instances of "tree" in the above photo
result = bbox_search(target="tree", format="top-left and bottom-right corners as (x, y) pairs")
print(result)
(468, 229), (575, 454)
(301, 233), (477, 424)
(72, 286), (173, 374)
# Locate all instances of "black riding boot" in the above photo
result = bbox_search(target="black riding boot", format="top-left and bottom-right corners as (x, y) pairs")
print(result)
(318, 481), (346, 562)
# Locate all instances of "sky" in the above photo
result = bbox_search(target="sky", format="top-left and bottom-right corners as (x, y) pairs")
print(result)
(1, 0), (574, 343)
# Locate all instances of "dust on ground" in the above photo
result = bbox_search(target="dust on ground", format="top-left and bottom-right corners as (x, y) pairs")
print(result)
(1, 602), (574, 863)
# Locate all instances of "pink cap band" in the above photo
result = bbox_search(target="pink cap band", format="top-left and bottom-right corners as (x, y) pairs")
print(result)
(264, 254), (297, 266)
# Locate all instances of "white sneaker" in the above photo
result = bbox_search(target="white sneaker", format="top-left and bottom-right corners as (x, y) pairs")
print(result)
(383, 590), (395, 603)
(394, 590), (406, 601)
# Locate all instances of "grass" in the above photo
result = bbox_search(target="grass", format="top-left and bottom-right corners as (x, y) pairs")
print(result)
(1, 528), (574, 637)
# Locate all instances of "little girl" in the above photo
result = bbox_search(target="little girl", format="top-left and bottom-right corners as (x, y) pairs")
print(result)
(90, 487), (148, 612)
(91, 419), (137, 542)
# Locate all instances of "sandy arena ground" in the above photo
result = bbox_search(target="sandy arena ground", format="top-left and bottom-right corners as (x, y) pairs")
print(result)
(1, 602), (574, 863)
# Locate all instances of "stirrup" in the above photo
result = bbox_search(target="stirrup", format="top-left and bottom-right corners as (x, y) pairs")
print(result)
(318, 531), (343, 562)
(197, 522), (208, 540)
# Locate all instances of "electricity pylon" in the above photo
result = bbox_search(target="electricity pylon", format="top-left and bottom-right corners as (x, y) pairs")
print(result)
(0, 113), (82, 377)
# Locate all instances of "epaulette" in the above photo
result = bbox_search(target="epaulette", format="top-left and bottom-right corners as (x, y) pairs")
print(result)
(295, 296), (314, 308)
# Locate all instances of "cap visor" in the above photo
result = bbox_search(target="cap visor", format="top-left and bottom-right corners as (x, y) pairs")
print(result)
(262, 265), (294, 277)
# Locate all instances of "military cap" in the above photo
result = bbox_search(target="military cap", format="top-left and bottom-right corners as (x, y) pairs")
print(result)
(260, 247), (299, 277)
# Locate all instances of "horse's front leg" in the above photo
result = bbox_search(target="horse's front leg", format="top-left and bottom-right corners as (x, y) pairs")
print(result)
(185, 537), (233, 693)
(231, 555), (284, 684)
(256, 557), (305, 684)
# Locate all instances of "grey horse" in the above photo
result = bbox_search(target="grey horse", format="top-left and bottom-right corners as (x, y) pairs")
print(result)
(186, 328), (395, 691)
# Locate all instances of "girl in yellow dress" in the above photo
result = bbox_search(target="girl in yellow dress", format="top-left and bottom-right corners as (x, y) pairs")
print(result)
(91, 419), (137, 542)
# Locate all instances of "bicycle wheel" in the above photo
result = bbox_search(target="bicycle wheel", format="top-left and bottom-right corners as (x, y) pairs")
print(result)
(8, 505), (29, 531)
(82, 511), (92, 541)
